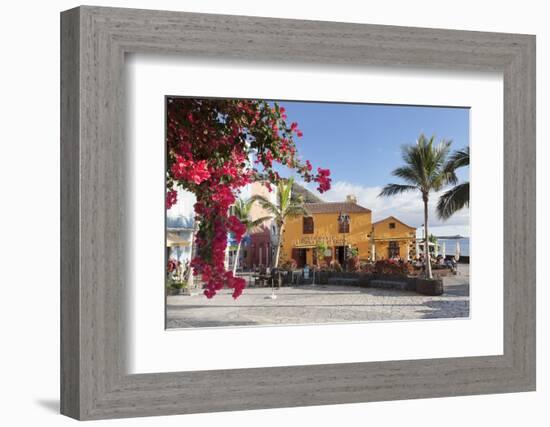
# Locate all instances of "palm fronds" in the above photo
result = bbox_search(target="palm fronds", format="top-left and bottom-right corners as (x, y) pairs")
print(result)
(248, 177), (308, 267)
(437, 182), (469, 220)
(379, 183), (417, 197)
(437, 146), (470, 220)
(378, 134), (457, 280)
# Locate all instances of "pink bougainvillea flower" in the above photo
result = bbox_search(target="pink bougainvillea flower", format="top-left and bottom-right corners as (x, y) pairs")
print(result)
(315, 167), (332, 193)
(166, 190), (178, 209)
(166, 97), (331, 299)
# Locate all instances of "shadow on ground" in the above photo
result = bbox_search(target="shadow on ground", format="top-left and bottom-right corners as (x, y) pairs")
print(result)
(35, 399), (59, 413)
(167, 319), (259, 328)
(418, 299), (470, 319)
(443, 282), (470, 297)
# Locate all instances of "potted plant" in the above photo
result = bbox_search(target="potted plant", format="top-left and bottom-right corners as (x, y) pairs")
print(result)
(346, 246), (359, 272)
(167, 278), (187, 295)
(415, 276), (444, 295)
(329, 259), (343, 272)
(166, 258), (187, 295)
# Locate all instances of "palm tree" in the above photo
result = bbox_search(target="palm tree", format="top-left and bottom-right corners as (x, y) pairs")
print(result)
(437, 147), (470, 220)
(250, 177), (309, 269)
(186, 219), (199, 290)
(230, 198), (272, 274)
(379, 134), (457, 279)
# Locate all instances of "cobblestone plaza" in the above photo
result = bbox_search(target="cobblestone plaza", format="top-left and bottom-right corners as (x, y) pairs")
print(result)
(166, 266), (469, 329)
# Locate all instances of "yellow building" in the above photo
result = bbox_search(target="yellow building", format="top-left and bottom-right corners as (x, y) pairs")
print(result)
(279, 196), (373, 267)
(372, 216), (416, 260)
(279, 194), (417, 267)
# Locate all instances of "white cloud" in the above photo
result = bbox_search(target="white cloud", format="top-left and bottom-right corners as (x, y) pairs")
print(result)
(304, 180), (470, 236)
(167, 188), (196, 220)
(167, 180), (470, 237)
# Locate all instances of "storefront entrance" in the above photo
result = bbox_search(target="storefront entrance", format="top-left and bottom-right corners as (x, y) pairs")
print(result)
(335, 246), (346, 266)
(388, 241), (400, 258)
(292, 248), (308, 267)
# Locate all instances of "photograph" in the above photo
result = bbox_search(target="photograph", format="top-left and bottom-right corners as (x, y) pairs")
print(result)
(165, 97), (471, 329)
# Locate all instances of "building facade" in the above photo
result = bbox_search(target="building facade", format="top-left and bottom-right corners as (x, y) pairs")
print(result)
(240, 181), (277, 270)
(372, 216), (417, 260)
(166, 182), (418, 272)
(279, 196), (417, 267)
(166, 221), (195, 266)
(279, 197), (373, 267)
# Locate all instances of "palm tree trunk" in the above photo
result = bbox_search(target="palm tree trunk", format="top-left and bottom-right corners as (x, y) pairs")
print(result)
(187, 222), (198, 289)
(273, 225), (284, 268)
(423, 197), (433, 279)
(232, 240), (242, 275)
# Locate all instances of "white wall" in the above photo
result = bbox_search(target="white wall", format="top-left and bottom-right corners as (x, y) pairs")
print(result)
(0, 0), (547, 426)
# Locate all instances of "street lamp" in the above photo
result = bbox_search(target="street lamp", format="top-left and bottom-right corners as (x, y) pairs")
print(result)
(338, 211), (350, 271)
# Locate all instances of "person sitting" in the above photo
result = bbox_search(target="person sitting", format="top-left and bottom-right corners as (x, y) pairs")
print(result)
(445, 258), (456, 271)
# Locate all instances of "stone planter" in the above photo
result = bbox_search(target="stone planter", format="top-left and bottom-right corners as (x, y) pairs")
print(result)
(415, 278), (444, 296)
(318, 271), (330, 284)
(272, 270), (296, 286)
(321, 271), (371, 287)
(369, 273), (412, 291)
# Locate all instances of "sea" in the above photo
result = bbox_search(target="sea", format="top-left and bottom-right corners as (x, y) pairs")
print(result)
(437, 237), (470, 258)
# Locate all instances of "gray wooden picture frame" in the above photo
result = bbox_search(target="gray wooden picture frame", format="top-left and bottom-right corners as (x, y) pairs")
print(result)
(60, 5), (536, 421)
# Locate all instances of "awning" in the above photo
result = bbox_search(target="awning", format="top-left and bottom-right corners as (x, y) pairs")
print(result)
(166, 232), (190, 248)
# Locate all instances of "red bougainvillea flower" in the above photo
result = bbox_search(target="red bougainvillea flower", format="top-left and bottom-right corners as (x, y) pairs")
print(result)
(315, 167), (332, 193)
(167, 258), (179, 273)
(228, 215), (247, 242)
(166, 98), (331, 298)
(171, 156), (211, 185)
(166, 190), (178, 210)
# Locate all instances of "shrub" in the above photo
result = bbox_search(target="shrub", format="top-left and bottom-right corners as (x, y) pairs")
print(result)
(281, 259), (298, 271)
(374, 259), (410, 276)
(329, 260), (343, 272)
(359, 261), (375, 273)
(167, 277), (186, 290)
(318, 260), (330, 271)
(167, 258), (181, 273)
(346, 256), (360, 272)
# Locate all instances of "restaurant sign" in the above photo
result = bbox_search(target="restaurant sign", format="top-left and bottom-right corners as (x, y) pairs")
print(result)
(293, 235), (346, 247)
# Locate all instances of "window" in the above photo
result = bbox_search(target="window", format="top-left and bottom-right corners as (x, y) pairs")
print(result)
(338, 220), (350, 234)
(388, 241), (400, 257)
(389, 222), (396, 229)
(303, 216), (314, 234)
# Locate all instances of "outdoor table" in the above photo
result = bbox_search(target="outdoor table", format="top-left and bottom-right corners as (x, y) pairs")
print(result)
(253, 274), (272, 286)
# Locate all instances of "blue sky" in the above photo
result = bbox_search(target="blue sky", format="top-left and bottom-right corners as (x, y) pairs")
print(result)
(276, 100), (471, 236)
(277, 101), (470, 185)
(168, 99), (471, 237)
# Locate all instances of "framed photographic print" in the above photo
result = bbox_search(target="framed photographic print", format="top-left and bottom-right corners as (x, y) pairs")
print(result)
(61, 6), (536, 420)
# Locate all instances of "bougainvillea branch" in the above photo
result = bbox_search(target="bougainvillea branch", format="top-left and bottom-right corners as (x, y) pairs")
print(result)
(166, 97), (331, 299)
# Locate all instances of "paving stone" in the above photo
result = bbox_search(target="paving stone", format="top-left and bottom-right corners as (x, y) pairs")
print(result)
(167, 266), (470, 329)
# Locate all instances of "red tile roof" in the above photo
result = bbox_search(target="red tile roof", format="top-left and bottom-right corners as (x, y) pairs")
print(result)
(372, 215), (416, 229)
(304, 202), (371, 214)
